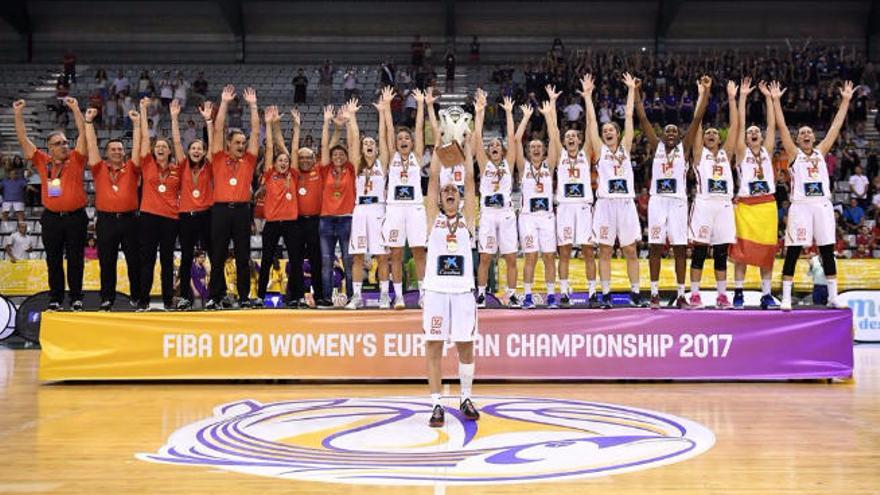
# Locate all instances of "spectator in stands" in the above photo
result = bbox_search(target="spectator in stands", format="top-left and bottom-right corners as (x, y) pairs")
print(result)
(343, 67), (358, 102)
(84, 236), (98, 261)
(54, 75), (71, 126)
(869, 176), (880, 214)
(849, 164), (869, 208)
(105, 94), (118, 130)
(62, 50), (76, 84)
(411, 35), (425, 67)
(444, 47), (456, 92)
(192, 71), (208, 106)
(174, 71), (189, 110)
(292, 68), (308, 104)
(5, 222), (32, 262)
(319, 60), (333, 104)
(380, 60), (396, 88)
(844, 197), (865, 233)
(469, 36), (480, 64)
(94, 69), (109, 101)
(159, 71), (174, 115)
(13, 97), (89, 311)
(24, 168), (40, 207)
(137, 70), (152, 99)
(1, 168), (27, 223)
(112, 70), (129, 97)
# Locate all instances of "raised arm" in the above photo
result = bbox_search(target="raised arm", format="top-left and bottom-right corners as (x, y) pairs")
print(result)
(684, 76), (712, 158)
(139, 97), (151, 160)
(514, 104), (533, 178)
(263, 106), (276, 173)
(621, 72), (637, 154)
(320, 105), (333, 165)
(425, 87), (440, 148)
(769, 81), (798, 160)
(817, 81), (854, 155)
(502, 96), (516, 166)
(11, 100), (36, 159)
(543, 84), (562, 169)
(65, 97), (88, 156)
(382, 87), (397, 155)
(634, 82), (659, 152)
(426, 144), (442, 229)
(213, 85), (235, 155)
(170, 99), (186, 164)
(473, 88), (489, 170)
(736, 81), (749, 161)
(375, 87), (392, 171)
(345, 98), (362, 170)
(243, 87), (260, 156)
(329, 109), (346, 150)
(579, 74), (602, 160)
(129, 110), (142, 167)
(83, 108), (101, 166)
(199, 101), (215, 156)
(722, 80), (739, 158)
(759, 82), (775, 156)
(462, 133), (477, 231)
(289, 108), (301, 170)
(413, 88), (425, 159)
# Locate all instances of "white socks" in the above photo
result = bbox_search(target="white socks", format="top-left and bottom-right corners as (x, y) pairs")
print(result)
(588, 280), (596, 296)
(393, 282), (403, 298)
(559, 280), (570, 295)
(601, 280), (610, 295)
(650, 281), (659, 296)
(717, 280), (727, 296)
(524, 283), (532, 295)
(630, 283), (639, 294)
(478, 286), (486, 296)
(379, 280), (389, 296)
(828, 279), (838, 301)
(353, 282), (362, 297)
(735, 279), (745, 290)
(761, 279), (771, 295)
(459, 362), (474, 401)
(431, 393), (441, 408)
(782, 280), (793, 302)
(691, 281), (700, 295)
(677, 284), (685, 297)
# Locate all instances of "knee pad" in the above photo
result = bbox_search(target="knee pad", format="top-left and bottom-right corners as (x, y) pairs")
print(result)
(713, 244), (729, 272)
(819, 244), (837, 276)
(782, 246), (802, 276)
(691, 244), (708, 270)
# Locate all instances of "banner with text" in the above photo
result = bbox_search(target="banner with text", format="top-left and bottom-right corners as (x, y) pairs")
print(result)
(838, 290), (880, 342)
(38, 309), (853, 381)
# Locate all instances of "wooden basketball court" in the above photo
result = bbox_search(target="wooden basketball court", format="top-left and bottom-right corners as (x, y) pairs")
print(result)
(1, 346), (878, 494)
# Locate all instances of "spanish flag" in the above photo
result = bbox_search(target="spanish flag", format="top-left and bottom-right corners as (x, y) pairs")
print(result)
(730, 194), (778, 270)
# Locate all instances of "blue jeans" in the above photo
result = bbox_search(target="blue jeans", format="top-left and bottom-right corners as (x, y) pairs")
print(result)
(319, 215), (353, 300)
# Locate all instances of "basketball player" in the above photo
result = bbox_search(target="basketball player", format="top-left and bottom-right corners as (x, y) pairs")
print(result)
(207, 85), (261, 309)
(731, 78), (778, 310)
(516, 102), (559, 309)
(172, 100), (215, 310)
(771, 80), (855, 310)
(346, 89), (392, 310)
(473, 90), (520, 308)
(423, 132), (479, 427)
(137, 96), (180, 311)
(547, 84), (597, 306)
(382, 87), (427, 309)
(636, 77), (706, 309)
(83, 106), (142, 311)
(583, 73), (643, 308)
(688, 78), (736, 308)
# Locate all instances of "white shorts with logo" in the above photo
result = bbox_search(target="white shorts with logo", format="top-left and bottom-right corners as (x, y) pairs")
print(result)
(1, 201), (24, 213)
(349, 203), (387, 255)
(382, 203), (427, 248)
(422, 291), (478, 342)
(479, 208), (518, 254)
(689, 197), (736, 245)
(592, 197), (641, 247)
(519, 211), (556, 254)
(556, 202), (593, 246)
(648, 195), (688, 245)
(785, 200), (836, 247)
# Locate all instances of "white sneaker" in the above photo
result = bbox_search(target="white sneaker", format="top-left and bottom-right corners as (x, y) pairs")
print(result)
(780, 298), (792, 311)
(378, 293), (391, 309)
(393, 295), (406, 310)
(345, 295), (363, 310)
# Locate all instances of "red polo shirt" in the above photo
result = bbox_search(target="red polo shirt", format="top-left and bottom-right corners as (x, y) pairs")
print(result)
(319, 163), (356, 216)
(92, 159), (140, 212)
(296, 166), (323, 216)
(263, 166), (299, 222)
(178, 158), (214, 213)
(140, 154), (180, 219)
(32, 149), (87, 212)
(211, 150), (257, 203)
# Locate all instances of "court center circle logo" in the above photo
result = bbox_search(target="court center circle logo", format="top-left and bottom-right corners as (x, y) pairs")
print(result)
(138, 396), (714, 485)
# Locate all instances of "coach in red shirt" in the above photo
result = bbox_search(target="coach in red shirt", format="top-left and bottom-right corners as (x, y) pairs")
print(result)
(84, 107), (143, 311)
(13, 97), (88, 311)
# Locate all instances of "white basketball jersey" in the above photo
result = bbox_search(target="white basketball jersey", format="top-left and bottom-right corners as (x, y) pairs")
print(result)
(521, 160), (554, 214)
(440, 163), (467, 195)
(386, 152), (423, 205)
(356, 160), (386, 204)
(596, 144), (635, 199)
(790, 149), (831, 202)
(694, 147), (733, 200)
(556, 150), (593, 204)
(737, 146), (776, 197)
(650, 142), (687, 199)
(479, 159), (513, 209)
(423, 213), (474, 293)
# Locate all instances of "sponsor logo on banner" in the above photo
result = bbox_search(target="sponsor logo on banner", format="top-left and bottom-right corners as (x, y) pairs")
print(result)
(138, 397), (715, 485)
(838, 290), (880, 341)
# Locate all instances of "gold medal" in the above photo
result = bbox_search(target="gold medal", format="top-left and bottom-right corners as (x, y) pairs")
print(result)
(51, 178), (61, 187)
(445, 215), (460, 252)
(192, 189), (201, 198)
(333, 191), (342, 199)
(299, 187), (307, 196)
(285, 192), (293, 200)
(447, 239), (458, 252)
(229, 177), (238, 186)
(158, 184), (167, 193)
(111, 185), (119, 192)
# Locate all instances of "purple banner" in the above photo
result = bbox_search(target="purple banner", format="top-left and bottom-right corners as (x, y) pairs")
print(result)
(471, 308), (854, 380)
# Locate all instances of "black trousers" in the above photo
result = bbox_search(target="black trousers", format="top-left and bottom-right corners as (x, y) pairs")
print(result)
(288, 216), (323, 300)
(209, 203), (251, 301)
(257, 220), (297, 298)
(40, 208), (88, 304)
(96, 211), (141, 303)
(178, 209), (212, 301)
(139, 212), (179, 306)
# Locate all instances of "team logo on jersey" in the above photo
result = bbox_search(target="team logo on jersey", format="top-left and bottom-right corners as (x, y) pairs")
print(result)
(524, 235), (534, 249)
(797, 227), (808, 241)
(357, 236), (367, 249)
(430, 316), (443, 333)
(389, 230), (399, 243)
(650, 226), (662, 240)
(563, 227), (573, 240)
(138, 397), (714, 485)
(699, 225), (711, 239)
(599, 226), (609, 240)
